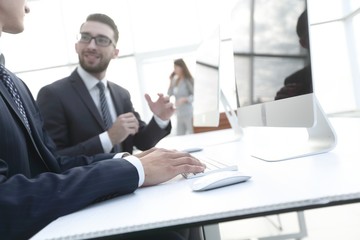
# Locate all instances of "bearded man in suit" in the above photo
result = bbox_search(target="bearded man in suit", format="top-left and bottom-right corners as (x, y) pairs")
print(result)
(37, 13), (174, 156)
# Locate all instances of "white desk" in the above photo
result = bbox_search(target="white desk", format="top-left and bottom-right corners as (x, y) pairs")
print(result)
(31, 118), (360, 240)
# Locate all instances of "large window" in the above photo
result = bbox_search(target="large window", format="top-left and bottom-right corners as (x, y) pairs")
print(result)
(1, 0), (359, 122)
(2, 0), (238, 122)
(309, 0), (360, 113)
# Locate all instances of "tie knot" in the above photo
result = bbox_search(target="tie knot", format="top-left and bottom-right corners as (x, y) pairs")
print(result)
(0, 54), (5, 65)
(0, 64), (6, 74)
(0, 64), (11, 84)
(97, 81), (105, 91)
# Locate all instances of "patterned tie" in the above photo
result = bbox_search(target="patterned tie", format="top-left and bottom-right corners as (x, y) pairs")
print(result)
(96, 82), (121, 152)
(0, 54), (5, 65)
(96, 81), (113, 129)
(0, 64), (31, 131)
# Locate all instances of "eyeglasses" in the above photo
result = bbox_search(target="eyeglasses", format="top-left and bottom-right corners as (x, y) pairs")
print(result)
(77, 33), (115, 47)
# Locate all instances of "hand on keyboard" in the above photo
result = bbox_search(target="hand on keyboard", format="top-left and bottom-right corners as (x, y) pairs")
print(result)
(182, 155), (238, 179)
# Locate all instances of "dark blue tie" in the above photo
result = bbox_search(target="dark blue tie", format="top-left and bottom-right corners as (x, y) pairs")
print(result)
(97, 81), (113, 129)
(96, 81), (121, 152)
(0, 64), (31, 131)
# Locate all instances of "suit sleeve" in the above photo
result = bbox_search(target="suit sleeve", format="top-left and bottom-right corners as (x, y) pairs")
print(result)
(37, 86), (104, 156)
(118, 94), (171, 151)
(133, 116), (171, 151)
(0, 158), (139, 240)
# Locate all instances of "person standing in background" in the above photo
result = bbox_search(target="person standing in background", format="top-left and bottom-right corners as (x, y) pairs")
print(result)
(168, 59), (194, 135)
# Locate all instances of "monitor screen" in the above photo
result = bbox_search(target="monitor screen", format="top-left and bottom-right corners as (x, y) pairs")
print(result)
(193, 27), (221, 127)
(192, 0), (336, 161)
(231, 0), (315, 128)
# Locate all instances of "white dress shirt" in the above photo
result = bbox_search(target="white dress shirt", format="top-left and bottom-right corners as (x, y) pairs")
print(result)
(77, 66), (116, 153)
(77, 67), (145, 186)
(77, 66), (169, 153)
(77, 66), (169, 187)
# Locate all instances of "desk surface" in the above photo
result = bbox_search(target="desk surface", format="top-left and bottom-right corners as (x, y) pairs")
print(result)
(32, 118), (360, 240)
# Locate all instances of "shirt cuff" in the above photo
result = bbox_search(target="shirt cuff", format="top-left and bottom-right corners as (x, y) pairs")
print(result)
(99, 131), (113, 153)
(153, 115), (170, 129)
(113, 153), (145, 187)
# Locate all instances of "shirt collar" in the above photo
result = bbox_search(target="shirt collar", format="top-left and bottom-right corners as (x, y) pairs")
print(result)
(77, 65), (108, 91)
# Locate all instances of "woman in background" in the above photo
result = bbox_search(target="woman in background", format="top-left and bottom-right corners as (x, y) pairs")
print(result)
(168, 59), (194, 135)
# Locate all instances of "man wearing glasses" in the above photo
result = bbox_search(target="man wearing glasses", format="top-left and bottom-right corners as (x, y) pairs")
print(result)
(37, 13), (174, 157)
(0, 4), (206, 239)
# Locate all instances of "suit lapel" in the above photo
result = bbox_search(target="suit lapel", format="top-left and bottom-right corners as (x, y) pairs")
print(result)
(0, 81), (20, 117)
(0, 72), (53, 171)
(0, 73), (32, 134)
(108, 81), (124, 115)
(70, 70), (105, 129)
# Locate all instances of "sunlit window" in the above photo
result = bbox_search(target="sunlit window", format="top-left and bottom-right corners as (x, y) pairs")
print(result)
(309, 0), (360, 113)
(1, 0), (359, 120)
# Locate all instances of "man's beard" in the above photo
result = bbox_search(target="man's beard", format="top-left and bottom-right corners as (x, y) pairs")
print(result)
(79, 56), (110, 74)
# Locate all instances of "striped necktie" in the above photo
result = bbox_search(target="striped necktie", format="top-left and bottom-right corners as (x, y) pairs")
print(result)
(0, 64), (31, 131)
(96, 81), (113, 129)
(96, 82), (121, 152)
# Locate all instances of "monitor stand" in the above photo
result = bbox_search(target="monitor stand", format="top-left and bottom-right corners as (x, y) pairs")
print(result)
(220, 89), (243, 138)
(250, 97), (337, 162)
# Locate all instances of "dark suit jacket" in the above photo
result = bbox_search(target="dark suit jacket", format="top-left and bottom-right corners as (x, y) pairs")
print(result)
(0, 68), (139, 239)
(36, 69), (171, 156)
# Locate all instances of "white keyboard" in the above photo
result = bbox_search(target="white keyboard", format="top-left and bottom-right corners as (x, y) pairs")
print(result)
(182, 155), (238, 179)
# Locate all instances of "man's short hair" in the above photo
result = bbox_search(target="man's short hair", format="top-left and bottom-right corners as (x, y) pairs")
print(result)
(83, 13), (119, 43)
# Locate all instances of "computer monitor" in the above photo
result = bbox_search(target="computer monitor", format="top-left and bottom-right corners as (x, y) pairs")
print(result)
(229, 0), (337, 161)
(193, 26), (241, 136)
(193, 27), (221, 127)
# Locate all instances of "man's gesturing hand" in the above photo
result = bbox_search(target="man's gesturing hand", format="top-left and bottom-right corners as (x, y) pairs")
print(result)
(144, 93), (175, 121)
